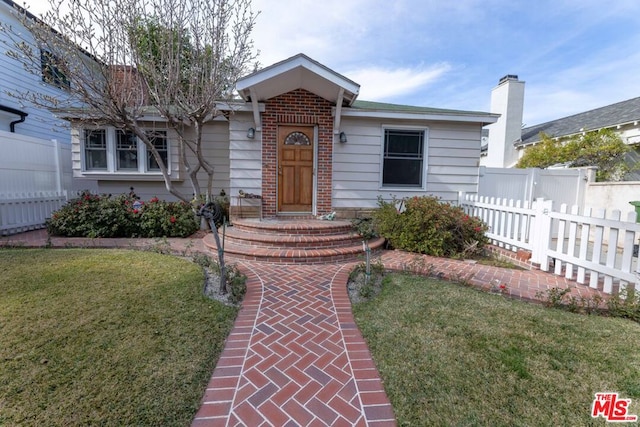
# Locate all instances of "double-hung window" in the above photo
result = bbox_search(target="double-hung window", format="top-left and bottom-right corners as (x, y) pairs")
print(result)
(382, 128), (426, 188)
(147, 131), (168, 171)
(116, 130), (138, 171)
(84, 129), (107, 170)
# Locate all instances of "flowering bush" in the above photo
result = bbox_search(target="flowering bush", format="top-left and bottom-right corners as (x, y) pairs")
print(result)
(372, 195), (488, 257)
(47, 191), (199, 238)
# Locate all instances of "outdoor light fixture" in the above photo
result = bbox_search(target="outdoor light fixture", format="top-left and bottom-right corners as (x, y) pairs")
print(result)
(339, 131), (347, 143)
(247, 127), (255, 139)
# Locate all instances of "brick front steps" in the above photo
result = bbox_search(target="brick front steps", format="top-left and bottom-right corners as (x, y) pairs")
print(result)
(202, 218), (385, 264)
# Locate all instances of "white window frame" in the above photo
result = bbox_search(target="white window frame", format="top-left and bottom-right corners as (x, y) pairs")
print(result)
(83, 128), (108, 171)
(81, 126), (171, 174)
(379, 125), (429, 190)
(115, 129), (140, 171)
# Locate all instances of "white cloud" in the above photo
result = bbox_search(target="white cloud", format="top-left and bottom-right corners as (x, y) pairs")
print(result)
(346, 63), (452, 102)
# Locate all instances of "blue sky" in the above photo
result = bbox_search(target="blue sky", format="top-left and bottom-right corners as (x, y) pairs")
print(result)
(28, 0), (640, 126)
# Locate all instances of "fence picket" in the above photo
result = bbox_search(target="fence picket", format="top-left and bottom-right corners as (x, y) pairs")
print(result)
(506, 199), (514, 250)
(565, 205), (580, 280)
(589, 209), (606, 289)
(604, 210), (621, 294)
(576, 208), (592, 284)
(554, 204), (568, 276)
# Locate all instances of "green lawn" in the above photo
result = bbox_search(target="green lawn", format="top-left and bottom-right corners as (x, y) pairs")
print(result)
(0, 249), (238, 426)
(353, 273), (640, 426)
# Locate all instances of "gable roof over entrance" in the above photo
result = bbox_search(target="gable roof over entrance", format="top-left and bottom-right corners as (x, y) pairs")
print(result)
(236, 53), (360, 106)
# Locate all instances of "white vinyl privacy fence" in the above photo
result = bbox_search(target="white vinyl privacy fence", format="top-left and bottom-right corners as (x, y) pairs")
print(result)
(459, 193), (640, 295)
(477, 166), (594, 208)
(0, 131), (74, 235)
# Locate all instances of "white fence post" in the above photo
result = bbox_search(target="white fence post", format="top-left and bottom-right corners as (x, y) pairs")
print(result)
(530, 198), (553, 271)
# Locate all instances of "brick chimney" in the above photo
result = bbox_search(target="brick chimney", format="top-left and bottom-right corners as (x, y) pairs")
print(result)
(483, 75), (525, 168)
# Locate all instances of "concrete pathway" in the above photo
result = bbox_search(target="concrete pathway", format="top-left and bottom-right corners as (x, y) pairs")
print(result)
(0, 229), (606, 426)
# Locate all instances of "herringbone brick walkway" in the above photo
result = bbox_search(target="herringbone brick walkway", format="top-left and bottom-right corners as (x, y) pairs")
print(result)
(192, 262), (395, 426)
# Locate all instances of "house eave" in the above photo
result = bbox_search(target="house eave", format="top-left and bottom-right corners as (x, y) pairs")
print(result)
(340, 109), (499, 124)
(53, 102), (264, 123)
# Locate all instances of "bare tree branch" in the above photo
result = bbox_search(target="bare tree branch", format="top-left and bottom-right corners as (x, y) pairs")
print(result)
(1, 0), (258, 202)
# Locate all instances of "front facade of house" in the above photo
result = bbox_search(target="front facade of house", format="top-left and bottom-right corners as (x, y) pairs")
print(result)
(70, 54), (497, 218)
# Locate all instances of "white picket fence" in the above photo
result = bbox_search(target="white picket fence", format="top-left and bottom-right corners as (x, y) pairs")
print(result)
(0, 191), (74, 236)
(459, 193), (640, 294)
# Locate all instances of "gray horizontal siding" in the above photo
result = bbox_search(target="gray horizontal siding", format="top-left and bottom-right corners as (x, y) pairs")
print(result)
(229, 113), (261, 197)
(333, 119), (481, 207)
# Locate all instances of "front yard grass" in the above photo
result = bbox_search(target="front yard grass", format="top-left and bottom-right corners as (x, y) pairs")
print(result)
(353, 273), (640, 426)
(0, 249), (238, 426)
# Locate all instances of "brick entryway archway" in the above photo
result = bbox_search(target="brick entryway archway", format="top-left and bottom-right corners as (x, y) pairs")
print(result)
(261, 89), (334, 218)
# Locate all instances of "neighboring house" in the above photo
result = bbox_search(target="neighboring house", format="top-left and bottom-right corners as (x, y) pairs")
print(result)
(0, 0), (73, 144)
(481, 75), (640, 175)
(68, 53), (498, 218)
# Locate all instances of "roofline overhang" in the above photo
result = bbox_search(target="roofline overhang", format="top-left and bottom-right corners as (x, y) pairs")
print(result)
(236, 53), (360, 106)
(54, 101), (264, 122)
(340, 109), (499, 125)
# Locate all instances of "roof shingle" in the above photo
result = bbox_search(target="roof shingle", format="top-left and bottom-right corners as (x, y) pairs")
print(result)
(518, 96), (640, 146)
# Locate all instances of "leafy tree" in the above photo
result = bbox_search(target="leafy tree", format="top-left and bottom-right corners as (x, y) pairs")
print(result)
(516, 129), (630, 181)
(0, 0), (258, 202)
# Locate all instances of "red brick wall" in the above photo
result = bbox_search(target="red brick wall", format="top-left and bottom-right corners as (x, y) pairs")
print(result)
(262, 89), (334, 217)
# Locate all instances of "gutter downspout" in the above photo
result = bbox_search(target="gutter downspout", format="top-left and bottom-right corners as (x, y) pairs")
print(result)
(0, 104), (28, 132)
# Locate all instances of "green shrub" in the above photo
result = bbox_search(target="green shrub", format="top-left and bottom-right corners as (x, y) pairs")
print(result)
(226, 264), (247, 305)
(47, 191), (199, 238)
(372, 195), (488, 257)
(607, 288), (640, 321)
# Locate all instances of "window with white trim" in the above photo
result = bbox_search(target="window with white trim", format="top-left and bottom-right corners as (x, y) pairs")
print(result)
(116, 130), (138, 171)
(82, 127), (170, 173)
(382, 128), (426, 187)
(84, 129), (107, 170)
(147, 131), (168, 171)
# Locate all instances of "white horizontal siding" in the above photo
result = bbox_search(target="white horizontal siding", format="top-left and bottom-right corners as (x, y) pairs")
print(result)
(229, 113), (261, 197)
(333, 119), (482, 207)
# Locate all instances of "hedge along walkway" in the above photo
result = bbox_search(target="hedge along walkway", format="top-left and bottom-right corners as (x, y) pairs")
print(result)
(1, 230), (606, 426)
